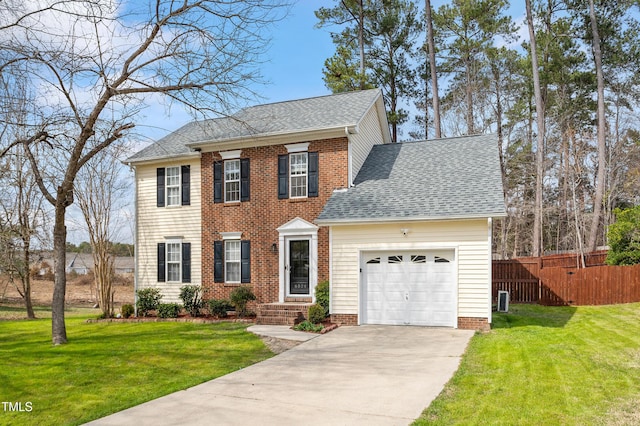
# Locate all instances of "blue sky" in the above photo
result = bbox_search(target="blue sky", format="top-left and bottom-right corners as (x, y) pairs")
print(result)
(138, 0), (526, 143)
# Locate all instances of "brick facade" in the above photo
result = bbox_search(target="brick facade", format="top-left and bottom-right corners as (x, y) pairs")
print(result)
(201, 137), (349, 304)
(330, 314), (358, 326)
(457, 317), (490, 331)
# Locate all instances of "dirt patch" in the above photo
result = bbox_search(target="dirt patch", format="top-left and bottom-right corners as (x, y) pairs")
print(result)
(0, 275), (134, 307)
(259, 336), (302, 354)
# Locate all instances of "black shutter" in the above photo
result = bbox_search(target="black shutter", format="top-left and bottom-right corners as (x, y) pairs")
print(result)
(213, 162), (223, 203)
(182, 243), (191, 283)
(241, 240), (251, 283)
(308, 152), (318, 197)
(214, 241), (224, 283)
(181, 165), (190, 206)
(240, 158), (250, 202)
(278, 154), (289, 199)
(156, 168), (165, 207)
(157, 243), (166, 282)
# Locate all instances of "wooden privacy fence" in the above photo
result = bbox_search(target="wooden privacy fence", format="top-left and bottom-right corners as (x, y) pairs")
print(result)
(492, 251), (640, 306)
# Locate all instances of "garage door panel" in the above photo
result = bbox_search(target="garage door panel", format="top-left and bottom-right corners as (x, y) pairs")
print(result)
(364, 250), (456, 327)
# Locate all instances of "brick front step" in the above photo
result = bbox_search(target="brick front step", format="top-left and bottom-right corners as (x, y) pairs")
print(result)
(256, 303), (313, 326)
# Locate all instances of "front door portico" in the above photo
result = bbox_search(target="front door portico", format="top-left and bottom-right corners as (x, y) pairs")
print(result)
(277, 217), (318, 302)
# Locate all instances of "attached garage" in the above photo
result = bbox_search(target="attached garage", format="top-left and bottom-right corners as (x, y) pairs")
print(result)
(361, 250), (457, 327)
(316, 135), (507, 330)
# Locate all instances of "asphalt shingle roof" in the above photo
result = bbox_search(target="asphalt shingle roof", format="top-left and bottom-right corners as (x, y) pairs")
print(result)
(316, 134), (507, 223)
(126, 89), (383, 163)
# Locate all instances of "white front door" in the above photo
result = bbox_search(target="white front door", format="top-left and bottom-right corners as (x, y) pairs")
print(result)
(362, 250), (456, 327)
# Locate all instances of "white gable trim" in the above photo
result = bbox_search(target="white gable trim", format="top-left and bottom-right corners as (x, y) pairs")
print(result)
(276, 217), (318, 235)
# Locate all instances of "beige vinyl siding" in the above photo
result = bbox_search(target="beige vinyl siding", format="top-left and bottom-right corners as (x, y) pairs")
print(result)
(136, 159), (202, 303)
(330, 219), (490, 321)
(350, 106), (385, 183)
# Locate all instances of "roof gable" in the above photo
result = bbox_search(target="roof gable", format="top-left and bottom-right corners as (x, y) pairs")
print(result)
(316, 134), (507, 223)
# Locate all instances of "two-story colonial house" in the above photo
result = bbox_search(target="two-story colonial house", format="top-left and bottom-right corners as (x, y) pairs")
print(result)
(127, 89), (506, 330)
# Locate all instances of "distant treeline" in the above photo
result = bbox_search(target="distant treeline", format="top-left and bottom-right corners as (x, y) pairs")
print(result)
(66, 241), (134, 257)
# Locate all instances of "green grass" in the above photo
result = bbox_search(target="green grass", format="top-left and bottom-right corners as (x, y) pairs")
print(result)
(0, 307), (273, 425)
(414, 303), (640, 425)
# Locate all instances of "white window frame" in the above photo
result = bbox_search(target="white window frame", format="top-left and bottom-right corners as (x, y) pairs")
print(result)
(165, 166), (181, 207)
(224, 239), (241, 284)
(166, 240), (182, 283)
(224, 159), (241, 203)
(289, 152), (308, 199)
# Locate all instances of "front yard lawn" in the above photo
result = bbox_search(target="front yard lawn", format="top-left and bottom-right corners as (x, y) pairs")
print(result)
(415, 303), (640, 425)
(0, 309), (273, 425)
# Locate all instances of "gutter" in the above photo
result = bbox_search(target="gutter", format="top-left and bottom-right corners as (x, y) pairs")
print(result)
(315, 212), (508, 226)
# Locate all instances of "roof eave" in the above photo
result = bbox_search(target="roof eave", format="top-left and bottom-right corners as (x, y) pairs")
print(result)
(124, 151), (201, 167)
(185, 125), (358, 152)
(315, 211), (508, 226)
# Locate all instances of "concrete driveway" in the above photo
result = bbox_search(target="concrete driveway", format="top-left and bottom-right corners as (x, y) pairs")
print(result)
(87, 326), (474, 426)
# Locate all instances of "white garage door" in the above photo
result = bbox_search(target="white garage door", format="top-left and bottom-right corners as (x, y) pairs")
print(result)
(362, 250), (456, 327)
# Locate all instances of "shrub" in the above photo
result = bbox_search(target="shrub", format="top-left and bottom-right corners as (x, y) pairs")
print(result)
(179, 285), (203, 317)
(229, 285), (256, 317)
(157, 303), (181, 318)
(136, 288), (163, 317)
(606, 205), (640, 265)
(315, 280), (330, 317)
(121, 304), (134, 319)
(293, 320), (323, 333)
(308, 303), (326, 324)
(207, 299), (233, 318)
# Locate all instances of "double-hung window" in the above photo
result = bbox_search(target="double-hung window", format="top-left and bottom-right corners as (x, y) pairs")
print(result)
(289, 153), (308, 198)
(156, 166), (190, 207)
(214, 237), (250, 284)
(224, 160), (240, 202)
(157, 241), (191, 283)
(278, 147), (318, 200)
(166, 242), (181, 282)
(214, 154), (249, 203)
(165, 167), (181, 206)
(224, 240), (241, 283)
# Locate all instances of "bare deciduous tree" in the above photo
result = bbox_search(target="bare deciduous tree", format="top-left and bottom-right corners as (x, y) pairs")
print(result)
(0, 0), (287, 344)
(74, 144), (130, 318)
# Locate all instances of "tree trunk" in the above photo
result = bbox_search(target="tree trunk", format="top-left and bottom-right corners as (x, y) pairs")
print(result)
(358, 0), (366, 90)
(465, 58), (475, 134)
(22, 240), (35, 319)
(52, 201), (68, 345)
(587, 0), (606, 252)
(425, 0), (441, 138)
(526, 0), (545, 257)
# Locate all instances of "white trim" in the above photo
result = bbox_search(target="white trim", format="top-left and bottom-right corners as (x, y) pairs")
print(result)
(220, 149), (242, 160)
(328, 227), (333, 315)
(487, 217), (493, 324)
(220, 232), (242, 240)
(315, 213), (507, 226)
(285, 142), (310, 153)
(277, 217), (318, 302)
